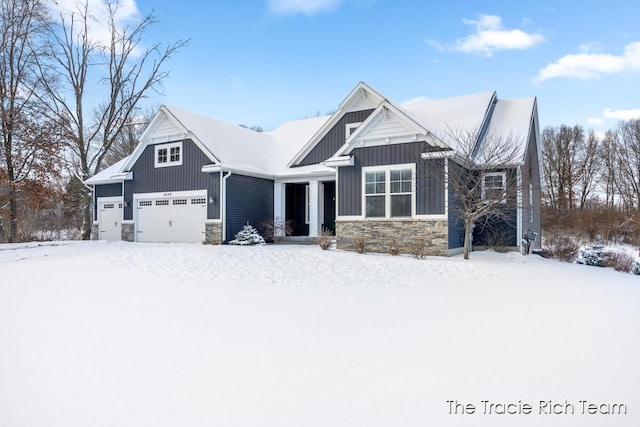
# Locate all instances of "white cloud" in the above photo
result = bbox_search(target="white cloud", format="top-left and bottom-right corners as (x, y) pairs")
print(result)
(603, 107), (640, 120)
(587, 117), (605, 125)
(444, 14), (545, 57)
(267, 0), (343, 16)
(402, 96), (430, 105)
(536, 41), (640, 81)
(48, 0), (141, 48)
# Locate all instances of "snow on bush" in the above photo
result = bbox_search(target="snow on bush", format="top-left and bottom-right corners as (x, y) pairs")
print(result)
(228, 223), (265, 246)
(541, 234), (580, 262)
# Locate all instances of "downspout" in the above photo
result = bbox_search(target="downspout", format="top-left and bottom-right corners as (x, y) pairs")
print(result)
(221, 170), (233, 242)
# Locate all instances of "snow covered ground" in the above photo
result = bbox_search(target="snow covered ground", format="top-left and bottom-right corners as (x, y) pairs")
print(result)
(0, 241), (638, 427)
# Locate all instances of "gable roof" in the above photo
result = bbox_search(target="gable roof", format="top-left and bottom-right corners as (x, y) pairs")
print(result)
(86, 82), (538, 185)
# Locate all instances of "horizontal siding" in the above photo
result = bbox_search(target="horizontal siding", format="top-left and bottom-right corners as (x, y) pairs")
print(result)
(94, 183), (122, 221)
(363, 118), (411, 139)
(123, 139), (220, 221)
(225, 174), (274, 241)
(297, 110), (374, 166)
(337, 142), (445, 216)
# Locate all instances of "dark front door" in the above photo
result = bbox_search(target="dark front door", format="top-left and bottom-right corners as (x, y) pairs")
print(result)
(322, 181), (335, 233)
(285, 183), (309, 236)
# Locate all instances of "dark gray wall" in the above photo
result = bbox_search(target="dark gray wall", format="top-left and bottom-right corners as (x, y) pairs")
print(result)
(297, 110), (374, 166)
(472, 168), (518, 247)
(225, 174), (274, 241)
(337, 142), (445, 216)
(522, 121), (542, 248)
(447, 162), (466, 249)
(123, 139), (220, 221)
(94, 183), (122, 221)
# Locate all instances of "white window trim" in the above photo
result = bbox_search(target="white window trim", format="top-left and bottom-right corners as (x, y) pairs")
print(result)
(154, 141), (183, 168)
(345, 122), (362, 138)
(362, 163), (416, 219)
(482, 172), (507, 204)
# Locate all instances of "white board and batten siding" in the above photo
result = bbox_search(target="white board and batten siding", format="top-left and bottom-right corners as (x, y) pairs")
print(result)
(98, 197), (123, 241)
(133, 190), (207, 243)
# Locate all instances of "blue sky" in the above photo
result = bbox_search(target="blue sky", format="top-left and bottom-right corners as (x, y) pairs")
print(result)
(54, 0), (640, 133)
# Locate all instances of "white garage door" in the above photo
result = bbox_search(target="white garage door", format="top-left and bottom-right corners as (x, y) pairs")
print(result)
(98, 200), (123, 241)
(136, 195), (207, 243)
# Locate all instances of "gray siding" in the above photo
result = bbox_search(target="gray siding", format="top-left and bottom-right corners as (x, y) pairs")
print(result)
(522, 122), (542, 248)
(297, 110), (374, 166)
(337, 142), (445, 216)
(447, 162), (466, 249)
(123, 139), (221, 221)
(94, 183), (122, 221)
(472, 168), (518, 247)
(225, 174), (274, 241)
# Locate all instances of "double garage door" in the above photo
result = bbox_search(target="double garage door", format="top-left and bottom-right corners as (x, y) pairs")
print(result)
(136, 193), (207, 243)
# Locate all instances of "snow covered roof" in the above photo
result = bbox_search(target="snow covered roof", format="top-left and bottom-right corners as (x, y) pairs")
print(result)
(86, 82), (537, 185)
(398, 91), (496, 152)
(84, 157), (130, 185)
(484, 97), (536, 162)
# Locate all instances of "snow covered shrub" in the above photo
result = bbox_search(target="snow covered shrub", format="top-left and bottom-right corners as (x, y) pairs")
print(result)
(387, 239), (400, 256)
(542, 235), (580, 262)
(602, 251), (635, 272)
(632, 262), (640, 275)
(580, 249), (604, 267)
(228, 223), (265, 245)
(353, 237), (366, 254)
(317, 228), (333, 250)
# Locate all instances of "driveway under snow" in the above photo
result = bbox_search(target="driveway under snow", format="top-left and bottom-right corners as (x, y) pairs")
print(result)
(0, 241), (638, 426)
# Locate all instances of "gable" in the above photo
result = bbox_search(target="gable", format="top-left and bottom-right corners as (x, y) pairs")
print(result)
(296, 109), (374, 166)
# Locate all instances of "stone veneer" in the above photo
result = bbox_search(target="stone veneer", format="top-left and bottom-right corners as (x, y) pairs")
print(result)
(205, 222), (223, 245)
(336, 219), (448, 256)
(121, 223), (135, 242)
(91, 224), (99, 240)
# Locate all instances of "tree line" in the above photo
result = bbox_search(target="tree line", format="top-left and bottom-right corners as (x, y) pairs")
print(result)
(542, 119), (640, 244)
(0, 0), (186, 242)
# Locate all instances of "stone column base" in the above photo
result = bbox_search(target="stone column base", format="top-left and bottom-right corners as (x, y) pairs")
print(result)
(205, 222), (223, 244)
(90, 223), (99, 240)
(121, 223), (135, 242)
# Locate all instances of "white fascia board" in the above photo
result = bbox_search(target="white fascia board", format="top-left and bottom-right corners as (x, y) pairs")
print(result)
(323, 156), (354, 168)
(275, 171), (336, 183)
(110, 171), (133, 180)
(201, 164), (222, 173)
(217, 166), (274, 180)
(421, 150), (456, 160)
(338, 102), (448, 156)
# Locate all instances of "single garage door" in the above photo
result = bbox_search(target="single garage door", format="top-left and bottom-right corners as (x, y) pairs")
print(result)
(98, 200), (123, 241)
(136, 195), (207, 243)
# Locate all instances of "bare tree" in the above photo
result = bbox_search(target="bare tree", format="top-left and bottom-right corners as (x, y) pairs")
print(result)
(442, 127), (523, 259)
(541, 124), (584, 211)
(0, 0), (63, 242)
(39, 0), (187, 239)
(102, 105), (155, 166)
(616, 119), (640, 211)
(576, 130), (601, 209)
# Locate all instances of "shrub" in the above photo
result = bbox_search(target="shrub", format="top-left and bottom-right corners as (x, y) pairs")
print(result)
(318, 227), (333, 250)
(228, 223), (265, 245)
(387, 239), (400, 256)
(260, 219), (293, 242)
(410, 240), (427, 260)
(353, 237), (366, 254)
(542, 235), (580, 262)
(631, 262), (640, 275)
(602, 251), (635, 272)
(580, 249), (604, 267)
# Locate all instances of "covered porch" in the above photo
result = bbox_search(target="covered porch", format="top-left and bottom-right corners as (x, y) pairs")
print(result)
(274, 178), (335, 238)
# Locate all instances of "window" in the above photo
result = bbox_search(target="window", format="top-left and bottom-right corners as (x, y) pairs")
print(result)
(482, 172), (506, 203)
(154, 142), (182, 168)
(139, 200), (152, 207)
(345, 122), (362, 138)
(364, 165), (414, 218)
(172, 199), (187, 205)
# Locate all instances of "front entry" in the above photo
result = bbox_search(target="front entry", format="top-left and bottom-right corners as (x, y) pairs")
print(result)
(322, 181), (335, 233)
(285, 183), (309, 236)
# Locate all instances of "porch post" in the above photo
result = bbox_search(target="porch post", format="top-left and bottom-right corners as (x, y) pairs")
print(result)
(308, 179), (320, 237)
(273, 182), (286, 239)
